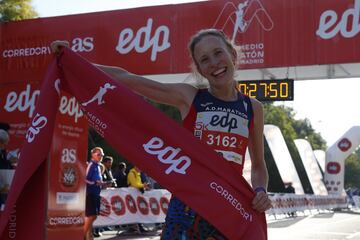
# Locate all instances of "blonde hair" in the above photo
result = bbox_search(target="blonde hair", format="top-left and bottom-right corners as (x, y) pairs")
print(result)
(187, 29), (240, 87)
(91, 147), (104, 155)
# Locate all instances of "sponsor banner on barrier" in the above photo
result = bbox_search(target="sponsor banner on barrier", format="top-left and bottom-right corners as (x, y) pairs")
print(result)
(94, 188), (171, 226)
(267, 194), (347, 216)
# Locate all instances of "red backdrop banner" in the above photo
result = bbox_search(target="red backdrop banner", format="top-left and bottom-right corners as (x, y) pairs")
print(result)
(1, 0), (359, 77)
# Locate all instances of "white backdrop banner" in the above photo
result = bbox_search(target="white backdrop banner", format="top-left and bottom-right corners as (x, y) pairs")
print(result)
(314, 150), (326, 173)
(264, 125), (304, 194)
(94, 188), (171, 227)
(295, 139), (327, 195)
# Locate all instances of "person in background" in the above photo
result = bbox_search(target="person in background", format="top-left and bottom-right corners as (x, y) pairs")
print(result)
(93, 156), (117, 236)
(127, 166), (149, 233)
(284, 182), (295, 194)
(140, 171), (149, 189)
(0, 130), (11, 169)
(284, 182), (296, 217)
(113, 162), (127, 188)
(127, 166), (149, 193)
(102, 156), (117, 188)
(85, 147), (107, 240)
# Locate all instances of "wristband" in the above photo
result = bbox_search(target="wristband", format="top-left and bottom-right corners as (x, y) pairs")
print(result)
(254, 187), (267, 193)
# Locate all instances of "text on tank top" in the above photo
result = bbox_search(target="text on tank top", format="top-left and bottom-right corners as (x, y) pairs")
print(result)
(183, 89), (254, 173)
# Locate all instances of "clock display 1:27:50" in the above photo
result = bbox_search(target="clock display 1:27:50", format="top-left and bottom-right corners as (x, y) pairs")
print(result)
(238, 79), (294, 101)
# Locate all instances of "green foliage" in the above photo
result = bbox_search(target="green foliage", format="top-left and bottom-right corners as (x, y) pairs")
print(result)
(345, 151), (360, 188)
(292, 118), (327, 150)
(0, 0), (38, 22)
(87, 128), (128, 169)
(147, 100), (182, 123)
(264, 103), (320, 193)
(264, 104), (297, 142)
(264, 103), (326, 150)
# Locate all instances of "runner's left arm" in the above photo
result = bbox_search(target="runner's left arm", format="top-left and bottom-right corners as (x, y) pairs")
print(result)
(248, 98), (272, 212)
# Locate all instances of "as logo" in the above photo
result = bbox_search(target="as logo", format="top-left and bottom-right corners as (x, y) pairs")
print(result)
(71, 37), (94, 52)
(337, 138), (352, 152)
(143, 137), (191, 175)
(61, 148), (76, 164)
(26, 113), (47, 143)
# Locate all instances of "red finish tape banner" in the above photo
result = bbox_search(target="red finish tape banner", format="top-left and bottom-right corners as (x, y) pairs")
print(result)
(0, 49), (267, 239)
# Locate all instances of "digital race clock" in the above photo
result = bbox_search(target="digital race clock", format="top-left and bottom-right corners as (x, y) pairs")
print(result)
(238, 79), (294, 101)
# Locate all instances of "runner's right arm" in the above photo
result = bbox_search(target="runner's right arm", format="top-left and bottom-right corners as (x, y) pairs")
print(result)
(50, 40), (197, 118)
(94, 63), (196, 115)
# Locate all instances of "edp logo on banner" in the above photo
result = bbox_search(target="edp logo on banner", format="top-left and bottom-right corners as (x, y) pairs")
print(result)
(116, 18), (171, 62)
(317, 0), (360, 39)
(143, 137), (191, 174)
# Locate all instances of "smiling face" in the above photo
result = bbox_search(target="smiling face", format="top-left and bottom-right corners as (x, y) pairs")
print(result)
(192, 35), (237, 90)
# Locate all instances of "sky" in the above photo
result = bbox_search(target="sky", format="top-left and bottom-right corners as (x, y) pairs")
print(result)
(30, 0), (360, 148)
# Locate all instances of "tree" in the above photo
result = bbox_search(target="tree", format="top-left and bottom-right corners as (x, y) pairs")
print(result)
(0, 0), (38, 22)
(344, 152), (360, 188)
(264, 103), (329, 192)
(292, 118), (327, 150)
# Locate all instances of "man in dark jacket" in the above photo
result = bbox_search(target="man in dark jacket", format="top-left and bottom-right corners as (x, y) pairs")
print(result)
(102, 156), (117, 188)
(113, 162), (127, 188)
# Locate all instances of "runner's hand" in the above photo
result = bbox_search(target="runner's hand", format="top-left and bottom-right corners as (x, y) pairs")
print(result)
(252, 191), (272, 212)
(50, 40), (69, 54)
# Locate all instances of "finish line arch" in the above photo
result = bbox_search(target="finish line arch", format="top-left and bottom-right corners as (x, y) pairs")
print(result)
(324, 126), (360, 195)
